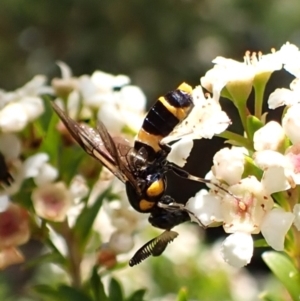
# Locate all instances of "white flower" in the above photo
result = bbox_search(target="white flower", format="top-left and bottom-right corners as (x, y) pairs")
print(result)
(253, 121), (285, 151)
(221, 232), (253, 268)
(253, 150), (293, 193)
(201, 57), (254, 102)
(166, 138), (193, 167)
(163, 85), (231, 143)
(279, 42), (300, 77)
(69, 175), (89, 202)
(31, 182), (72, 222)
(260, 208), (294, 251)
(186, 189), (222, 226)
(108, 230), (134, 254)
(282, 104), (300, 144)
(187, 176), (293, 267)
(23, 153), (58, 186)
(0, 76), (47, 132)
(211, 147), (247, 185)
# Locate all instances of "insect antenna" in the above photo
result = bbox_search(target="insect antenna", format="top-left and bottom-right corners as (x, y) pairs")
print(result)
(167, 162), (239, 201)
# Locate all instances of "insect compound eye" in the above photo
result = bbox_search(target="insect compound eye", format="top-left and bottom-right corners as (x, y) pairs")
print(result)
(146, 177), (166, 198)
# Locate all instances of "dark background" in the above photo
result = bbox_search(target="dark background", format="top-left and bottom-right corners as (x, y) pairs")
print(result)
(1, 0), (300, 100)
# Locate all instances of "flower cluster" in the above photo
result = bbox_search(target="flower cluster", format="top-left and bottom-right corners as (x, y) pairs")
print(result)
(182, 42), (300, 267)
(1, 43), (300, 295)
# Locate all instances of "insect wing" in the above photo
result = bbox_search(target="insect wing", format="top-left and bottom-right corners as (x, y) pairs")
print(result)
(129, 230), (179, 266)
(51, 102), (128, 183)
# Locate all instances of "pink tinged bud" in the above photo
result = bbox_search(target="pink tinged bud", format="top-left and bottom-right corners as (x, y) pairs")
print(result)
(31, 182), (72, 222)
(97, 245), (117, 269)
(0, 204), (30, 249)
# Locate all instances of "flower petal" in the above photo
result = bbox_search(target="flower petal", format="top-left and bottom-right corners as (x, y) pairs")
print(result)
(167, 138), (193, 167)
(261, 208), (294, 251)
(220, 232), (253, 268)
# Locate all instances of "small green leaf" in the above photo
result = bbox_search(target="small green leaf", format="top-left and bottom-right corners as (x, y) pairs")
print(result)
(243, 156), (263, 180)
(73, 188), (110, 250)
(126, 289), (147, 301)
(89, 267), (108, 301)
(58, 285), (93, 301)
(262, 251), (300, 301)
(246, 115), (263, 142)
(176, 287), (188, 301)
(109, 278), (124, 301)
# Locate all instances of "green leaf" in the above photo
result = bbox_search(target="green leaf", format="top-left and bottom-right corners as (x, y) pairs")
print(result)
(32, 284), (60, 301)
(25, 251), (66, 269)
(246, 115), (263, 142)
(37, 103), (61, 161)
(262, 251), (300, 301)
(89, 267), (108, 301)
(59, 146), (85, 184)
(243, 156), (263, 180)
(108, 278), (124, 301)
(126, 289), (147, 301)
(57, 285), (93, 301)
(259, 291), (286, 301)
(73, 188), (110, 250)
(176, 287), (188, 301)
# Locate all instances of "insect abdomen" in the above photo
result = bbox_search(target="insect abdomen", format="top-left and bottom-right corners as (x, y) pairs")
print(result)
(134, 82), (194, 158)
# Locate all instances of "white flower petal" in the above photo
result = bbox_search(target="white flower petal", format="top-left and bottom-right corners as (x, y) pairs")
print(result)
(34, 163), (58, 186)
(261, 166), (291, 194)
(108, 231), (134, 254)
(57, 61), (73, 79)
(97, 103), (125, 134)
(0, 103), (28, 132)
(253, 121), (285, 151)
(186, 189), (223, 226)
(268, 88), (297, 109)
(261, 208), (294, 251)
(220, 232), (253, 268)
(23, 153), (49, 178)
(167, 138), (193, 167)
(282, 104), (300, 144)
(212, 147), (246, 185)
(19, 97), (44, 121)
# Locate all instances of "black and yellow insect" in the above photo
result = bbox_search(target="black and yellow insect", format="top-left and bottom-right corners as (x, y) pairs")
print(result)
(52, 82), (205, 266)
